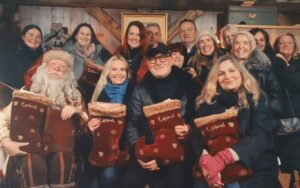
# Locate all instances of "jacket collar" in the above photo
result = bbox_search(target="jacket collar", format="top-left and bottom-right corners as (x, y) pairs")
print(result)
(141, 66), (191, 103)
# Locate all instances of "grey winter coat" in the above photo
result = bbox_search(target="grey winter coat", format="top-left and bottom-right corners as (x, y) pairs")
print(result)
(63, 40), (106, 80)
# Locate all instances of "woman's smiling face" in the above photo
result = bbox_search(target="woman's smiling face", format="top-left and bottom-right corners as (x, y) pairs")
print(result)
(108, 59), (127, 85)
(127, 25), (141, 49)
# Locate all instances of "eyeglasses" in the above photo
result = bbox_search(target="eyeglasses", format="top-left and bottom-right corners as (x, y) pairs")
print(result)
(148, 55), (169, 64)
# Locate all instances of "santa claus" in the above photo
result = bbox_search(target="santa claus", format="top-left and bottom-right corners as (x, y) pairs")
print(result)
(0, 49), (85, 188)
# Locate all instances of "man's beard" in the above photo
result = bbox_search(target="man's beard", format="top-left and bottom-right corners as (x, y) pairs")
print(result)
(30, 64), (81, 107)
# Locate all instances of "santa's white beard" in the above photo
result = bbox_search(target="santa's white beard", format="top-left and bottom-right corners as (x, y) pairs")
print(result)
(44, 77), (67, 107)
(30, 64), (81, 107)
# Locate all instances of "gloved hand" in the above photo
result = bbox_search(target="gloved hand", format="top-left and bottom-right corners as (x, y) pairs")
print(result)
(199, 148), (236, 179)
(206, 173), (223, 188)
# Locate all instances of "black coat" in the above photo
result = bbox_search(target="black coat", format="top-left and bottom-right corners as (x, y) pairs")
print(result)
(195, 94), (278, 187)
(120, 47), (144, 81)
(272, 55), (300, 118)
(125, 67), (200, 147)
(245, 50), (282, 118)
(272, 55), (300, 172)
(9, 42), (43, 88)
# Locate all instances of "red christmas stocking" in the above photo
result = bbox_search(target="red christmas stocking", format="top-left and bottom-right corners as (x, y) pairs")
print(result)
(43, 108), (76, 156)
(10, 90), (51, 154)
(88, 102), (129, 167)
(135, 99), (185, 165)
(193, 108), (253, 184)
(78, 62), (102, 103)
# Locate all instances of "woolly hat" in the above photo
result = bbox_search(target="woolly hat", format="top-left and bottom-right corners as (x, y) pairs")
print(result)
(42, 49), (74, 68)
(197, 29), (220, 44)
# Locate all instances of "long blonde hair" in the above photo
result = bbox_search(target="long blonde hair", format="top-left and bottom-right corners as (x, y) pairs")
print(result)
(196, 55), (260, 109)
(91, 55), (131, 102)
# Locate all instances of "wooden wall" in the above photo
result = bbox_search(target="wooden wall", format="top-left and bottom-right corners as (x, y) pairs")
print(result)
(18, 5), (218, 53)
(224, 24), (300, 50)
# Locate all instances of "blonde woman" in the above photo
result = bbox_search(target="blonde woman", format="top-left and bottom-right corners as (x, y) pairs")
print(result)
(82, 55), (134, 188)
(273, 33), (300, 176)
(231, 31), (282, 118)
(220, 25), (239, 53)
(194, 55), (279, 188)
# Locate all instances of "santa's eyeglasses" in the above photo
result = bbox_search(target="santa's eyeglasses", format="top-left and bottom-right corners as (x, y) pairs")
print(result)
(148, 54), (169, 64)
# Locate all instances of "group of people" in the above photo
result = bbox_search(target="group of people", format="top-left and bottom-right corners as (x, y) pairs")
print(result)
(0, 18), (299, 188)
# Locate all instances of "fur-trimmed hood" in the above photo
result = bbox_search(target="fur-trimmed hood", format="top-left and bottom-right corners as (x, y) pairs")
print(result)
(244, 50), (272, 72)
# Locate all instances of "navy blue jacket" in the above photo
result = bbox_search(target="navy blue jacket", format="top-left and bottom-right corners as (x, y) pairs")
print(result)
(195, 94), (278, 187)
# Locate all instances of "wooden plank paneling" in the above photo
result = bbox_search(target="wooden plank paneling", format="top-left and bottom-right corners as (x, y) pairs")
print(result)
(17, 5), (218, 52)
(18, 6), (31, 29)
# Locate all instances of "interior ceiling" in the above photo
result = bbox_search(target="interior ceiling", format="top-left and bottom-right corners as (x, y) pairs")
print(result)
(4, 0), (300, 13)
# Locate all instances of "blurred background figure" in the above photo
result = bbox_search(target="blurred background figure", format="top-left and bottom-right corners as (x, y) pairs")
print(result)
(146, 23), (162, 47)
(178, 19), (198, 66)
(220, 25), (239, 53)
(249, 28), (276, 63)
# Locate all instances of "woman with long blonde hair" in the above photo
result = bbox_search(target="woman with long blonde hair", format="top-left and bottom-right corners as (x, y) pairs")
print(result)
(81, 55), (134, 188)
(91, 55), (132, 102)
(273, 33), (300, 178)
(194, 55), (279, 188)
(231, 31), (282, 118)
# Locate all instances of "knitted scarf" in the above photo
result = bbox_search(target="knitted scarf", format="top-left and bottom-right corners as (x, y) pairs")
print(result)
(104, 80), (128, 104)
(74, 42), (96, 59)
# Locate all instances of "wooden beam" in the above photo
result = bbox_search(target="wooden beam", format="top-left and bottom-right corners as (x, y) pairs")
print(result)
(7, 0), (300, 13)
(87, 7), (121, 41)
(167, 10), (203, 43)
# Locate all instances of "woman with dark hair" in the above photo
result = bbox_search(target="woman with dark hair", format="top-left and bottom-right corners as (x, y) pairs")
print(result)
(194, 55), (279, 188)
(273, 33), (300, 176)
(249, 28), (276, 63)
(168, 42), (188, 68)
(117, 21), (150, 81)
(63, 23), (111, 103)
(168, 42), (197, 78)
(9, 24), (43, 88)
(63, 23), (109, 81)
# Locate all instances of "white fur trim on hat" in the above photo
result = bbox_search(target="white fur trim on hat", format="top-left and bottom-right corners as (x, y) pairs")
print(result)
(198, 29), (220, 44)
(42, 49), (74, 68)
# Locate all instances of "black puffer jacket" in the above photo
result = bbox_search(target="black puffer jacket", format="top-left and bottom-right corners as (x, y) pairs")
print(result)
(9, 41), (43, 88)
(244, 50), (282, 118)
